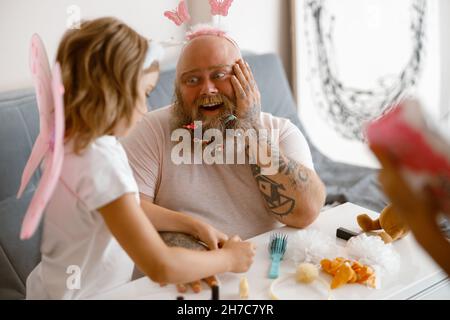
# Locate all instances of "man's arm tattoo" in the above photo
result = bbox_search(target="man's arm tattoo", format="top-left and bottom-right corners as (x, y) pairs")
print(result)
(251, 148), (311, 217)
(278, 155), (310, 188)
(251, 164), (296, 217)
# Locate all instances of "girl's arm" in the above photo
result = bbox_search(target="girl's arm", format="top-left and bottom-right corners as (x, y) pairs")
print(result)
(139, 195), (228, 249)
(98, 194), (255, 284)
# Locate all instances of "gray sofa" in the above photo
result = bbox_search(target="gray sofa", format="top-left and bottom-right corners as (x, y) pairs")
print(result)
(0, 53), (386, 299)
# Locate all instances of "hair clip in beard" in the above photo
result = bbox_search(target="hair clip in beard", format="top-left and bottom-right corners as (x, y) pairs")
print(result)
(183, 114), (235, 130)
(224, 114), (237, 127)
(183, 123), (197, 130)
(184, 123), (209, 145)
(183, 113), (237, 147)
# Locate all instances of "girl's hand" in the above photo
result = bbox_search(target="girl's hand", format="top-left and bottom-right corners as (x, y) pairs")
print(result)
(175, 224), (224, 293)
(158, 231), (222, 294)
(222, 236), (256, 273)
(193, 220), (229, 250)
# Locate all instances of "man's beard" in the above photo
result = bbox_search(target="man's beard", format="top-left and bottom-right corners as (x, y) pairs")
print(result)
(171, 87), (253, 133)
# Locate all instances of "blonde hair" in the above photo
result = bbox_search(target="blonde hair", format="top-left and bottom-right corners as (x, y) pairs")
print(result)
(56, 17), (148, 153)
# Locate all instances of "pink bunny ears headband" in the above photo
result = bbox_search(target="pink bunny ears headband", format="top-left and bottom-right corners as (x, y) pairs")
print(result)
(163, 0), (238, 47)
(164, 0), (234, 26)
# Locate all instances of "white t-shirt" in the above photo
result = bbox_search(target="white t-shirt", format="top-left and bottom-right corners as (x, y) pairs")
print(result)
(26, 136), (139, 300)
(122, 105), (315, 240)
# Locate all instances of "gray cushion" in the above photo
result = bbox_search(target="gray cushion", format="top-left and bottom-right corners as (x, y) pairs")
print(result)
(0, 53), (385, 300)
(0, 90), (42, 300)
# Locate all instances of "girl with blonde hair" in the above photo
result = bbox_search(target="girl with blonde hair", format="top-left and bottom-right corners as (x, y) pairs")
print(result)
(26, 17), (255, 299)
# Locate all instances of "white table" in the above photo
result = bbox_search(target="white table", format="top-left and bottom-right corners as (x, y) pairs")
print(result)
(94, 203), (449, 300)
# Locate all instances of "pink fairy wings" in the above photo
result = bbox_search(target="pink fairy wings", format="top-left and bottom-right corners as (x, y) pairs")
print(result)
(17, 35), (52, 200)
(17, 34), (65, 240)
(209, 0), (234, 16)
(164, 0), (191, 26)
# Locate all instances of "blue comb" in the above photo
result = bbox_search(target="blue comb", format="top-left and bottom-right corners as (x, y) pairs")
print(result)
(268, 233), (288, 279)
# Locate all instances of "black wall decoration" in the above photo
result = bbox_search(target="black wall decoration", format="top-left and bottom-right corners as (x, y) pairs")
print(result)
(303, 0), (427, 141)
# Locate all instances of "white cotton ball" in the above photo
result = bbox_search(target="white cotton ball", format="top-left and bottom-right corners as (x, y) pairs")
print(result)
(286, 229), (340, 265)
(296, 263), (319, 284)
(346, 234), (400, 276)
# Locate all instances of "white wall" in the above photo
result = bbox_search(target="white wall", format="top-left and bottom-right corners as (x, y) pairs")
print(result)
(0, 0), (188, 91)
(0, 0), (290, 92)
(212, 0), (292, 83)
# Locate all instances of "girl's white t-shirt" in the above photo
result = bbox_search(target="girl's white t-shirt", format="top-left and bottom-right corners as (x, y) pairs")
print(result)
(26, 136), (139, 299)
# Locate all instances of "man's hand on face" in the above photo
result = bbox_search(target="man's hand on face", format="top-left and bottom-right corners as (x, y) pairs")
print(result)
(231, 59), (262, 127)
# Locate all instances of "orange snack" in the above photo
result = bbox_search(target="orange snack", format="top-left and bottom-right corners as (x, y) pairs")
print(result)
(321, 257), (376, 289)
(331, 262), (355, 289)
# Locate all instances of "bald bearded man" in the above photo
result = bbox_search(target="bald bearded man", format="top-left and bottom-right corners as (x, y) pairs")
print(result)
(122, 28), (326, 292)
